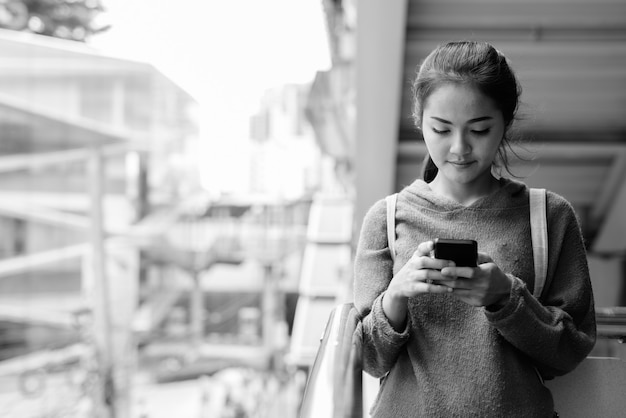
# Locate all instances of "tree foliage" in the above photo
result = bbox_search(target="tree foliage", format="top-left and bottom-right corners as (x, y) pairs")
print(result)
(0, 0), (109, 42)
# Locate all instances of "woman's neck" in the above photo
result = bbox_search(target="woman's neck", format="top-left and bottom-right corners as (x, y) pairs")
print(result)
(429, 173), (501, 206)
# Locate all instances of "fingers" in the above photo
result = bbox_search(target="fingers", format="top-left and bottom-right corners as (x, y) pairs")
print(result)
(477, 252), (493, 264)
(410, 280), (452, 294)
(434, 278), (472, 291)
(441, 266), (477, 279)
(414, 240), (434, 257)
(400, 265), (452, 286)
(397, 240), (488, 297)
(394, 279), (453, 297)
(412, 242), (454, 271)
(391, 260), (455, 297)
(413, 257), (455, 273)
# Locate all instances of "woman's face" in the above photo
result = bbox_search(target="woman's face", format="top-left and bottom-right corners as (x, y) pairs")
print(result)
(421, 83), (505, 188)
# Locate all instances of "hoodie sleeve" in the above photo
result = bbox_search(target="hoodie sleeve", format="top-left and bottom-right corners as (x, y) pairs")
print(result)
(353, 199), (410, 378)
(485, 193), (596, 377)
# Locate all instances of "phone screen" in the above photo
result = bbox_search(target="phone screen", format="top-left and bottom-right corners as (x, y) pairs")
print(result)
(433, 239), (478, 267)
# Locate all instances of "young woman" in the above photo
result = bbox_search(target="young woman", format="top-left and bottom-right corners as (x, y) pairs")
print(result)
(353, 41), (596, 417)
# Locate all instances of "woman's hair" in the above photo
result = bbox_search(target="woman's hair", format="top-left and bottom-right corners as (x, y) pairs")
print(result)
(412, 41), (522, 182)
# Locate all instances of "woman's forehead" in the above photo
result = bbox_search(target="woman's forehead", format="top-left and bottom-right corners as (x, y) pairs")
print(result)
(423, 84), (502, 122)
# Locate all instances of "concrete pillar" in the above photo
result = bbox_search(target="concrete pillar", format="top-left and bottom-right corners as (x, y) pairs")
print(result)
(87, 146), (115, 418)
(354, 0), (408, 234)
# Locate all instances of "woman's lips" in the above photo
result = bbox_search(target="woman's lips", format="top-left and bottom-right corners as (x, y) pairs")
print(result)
(449, 160), (475, 167)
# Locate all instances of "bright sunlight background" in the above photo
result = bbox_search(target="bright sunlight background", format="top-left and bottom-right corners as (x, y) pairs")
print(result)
(91, 0), (331, 194)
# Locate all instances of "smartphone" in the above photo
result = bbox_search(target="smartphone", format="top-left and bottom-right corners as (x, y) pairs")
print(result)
(433, 238), (478, 267)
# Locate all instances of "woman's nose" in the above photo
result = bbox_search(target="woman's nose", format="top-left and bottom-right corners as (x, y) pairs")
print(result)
(449, 132), (471, 155)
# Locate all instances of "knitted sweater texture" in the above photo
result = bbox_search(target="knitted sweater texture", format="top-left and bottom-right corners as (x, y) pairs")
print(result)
(353, 178), (596, 418)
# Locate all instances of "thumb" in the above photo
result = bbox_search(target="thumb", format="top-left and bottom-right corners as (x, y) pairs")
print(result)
(414, 240), (434, 258)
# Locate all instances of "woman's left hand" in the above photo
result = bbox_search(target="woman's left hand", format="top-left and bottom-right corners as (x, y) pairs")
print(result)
(437, 253), (513, 307)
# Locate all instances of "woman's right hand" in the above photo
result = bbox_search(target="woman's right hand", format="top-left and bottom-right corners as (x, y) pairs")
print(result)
(382, 240), (454, 330)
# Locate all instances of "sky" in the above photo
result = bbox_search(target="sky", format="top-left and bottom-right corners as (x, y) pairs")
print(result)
(90, 0), (331, 193)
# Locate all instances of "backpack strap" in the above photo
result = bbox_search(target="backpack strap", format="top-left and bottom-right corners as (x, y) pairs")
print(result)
(385, 193), (398, 262)
(530, 188), (548, 299)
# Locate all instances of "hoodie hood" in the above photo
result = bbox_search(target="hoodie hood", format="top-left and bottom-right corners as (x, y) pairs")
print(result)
(401, 177), (528, 212)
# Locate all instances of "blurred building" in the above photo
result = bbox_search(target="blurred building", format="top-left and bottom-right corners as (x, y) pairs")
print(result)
(249, 83), (323, 199)
(247, 80), (356, 381)
(0, 27), (199, 417)
(125, 81), (324, 408)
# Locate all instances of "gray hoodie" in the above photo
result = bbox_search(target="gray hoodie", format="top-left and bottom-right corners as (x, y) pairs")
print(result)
(353, 178), (596, 417)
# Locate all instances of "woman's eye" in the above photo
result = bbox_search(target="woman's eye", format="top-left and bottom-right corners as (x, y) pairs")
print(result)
(432, 127), (449, 134)
(471, 129), (490, 135)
